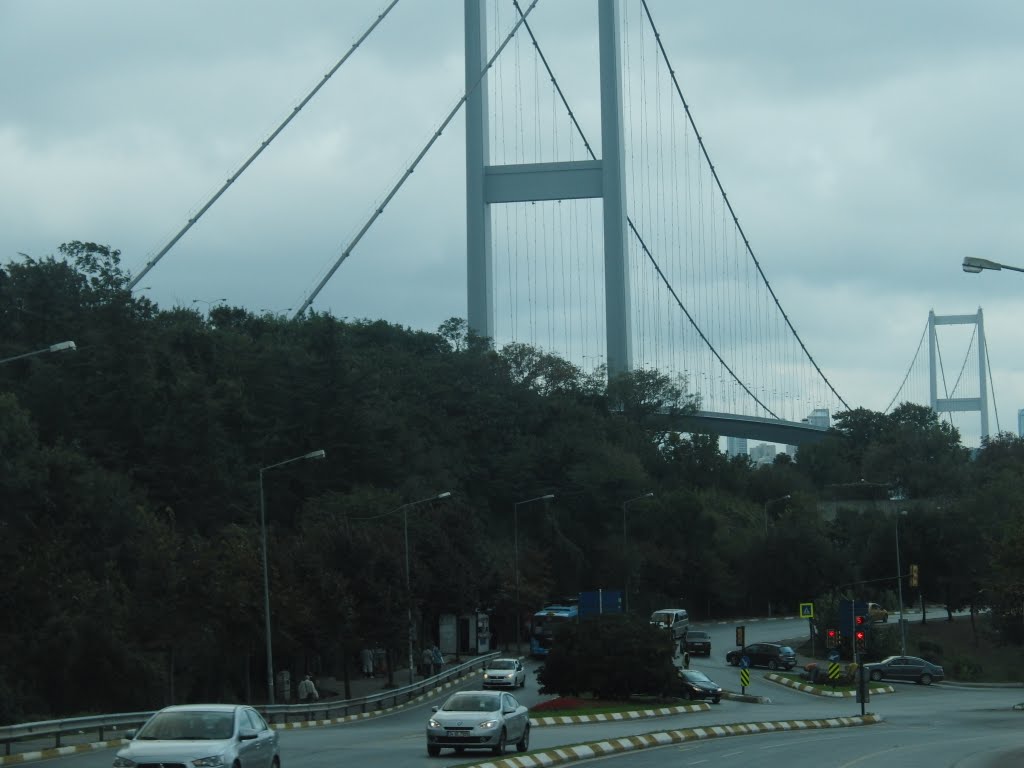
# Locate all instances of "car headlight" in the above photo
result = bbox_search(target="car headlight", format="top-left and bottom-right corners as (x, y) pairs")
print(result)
(479, 719), (499, 729)
(112, 758), (136, 768)
(192, 756), (228, 768)
(429, 718), (442, 728)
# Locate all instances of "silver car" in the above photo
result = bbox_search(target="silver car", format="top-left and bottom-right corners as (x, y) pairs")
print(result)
(426, 690), (529, 757)
(113, 704), (280, 768)
(482, 657), (526, 689)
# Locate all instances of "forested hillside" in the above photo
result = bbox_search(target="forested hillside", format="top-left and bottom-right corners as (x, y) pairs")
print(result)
(2, 243), (1022, 722)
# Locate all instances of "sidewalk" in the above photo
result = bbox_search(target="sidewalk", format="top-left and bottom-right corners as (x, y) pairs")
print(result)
(313, 657), (459, 704)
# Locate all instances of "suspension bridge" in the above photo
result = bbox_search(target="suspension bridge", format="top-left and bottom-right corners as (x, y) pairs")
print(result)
(125, 0), (999, 447)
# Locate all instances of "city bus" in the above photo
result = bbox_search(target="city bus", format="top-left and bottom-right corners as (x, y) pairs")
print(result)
(529, 604), (578, 657)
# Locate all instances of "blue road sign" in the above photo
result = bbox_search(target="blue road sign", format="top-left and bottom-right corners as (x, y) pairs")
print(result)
(740, 656), (750, 669)
(828, 649), (840, 663)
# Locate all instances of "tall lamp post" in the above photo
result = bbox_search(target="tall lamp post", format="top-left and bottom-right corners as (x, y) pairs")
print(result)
(622, 493), (654, 612)
(399, 491), (452, 685)
(763, 494), (791, 535)
(259, 448), (326, 704)
(896, 510), (908, 656)
(0, 340), (76, 365)
(514, 494), (555, 653)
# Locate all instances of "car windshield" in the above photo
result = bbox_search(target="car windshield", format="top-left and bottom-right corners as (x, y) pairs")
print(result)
(689, 632), (708, 639)
(489, 660), (514, 670)
(779, 646), (794, 654)
(137, 711), (234, 741)
(443, 694), (500, 712)
(682, 671), (712, 683)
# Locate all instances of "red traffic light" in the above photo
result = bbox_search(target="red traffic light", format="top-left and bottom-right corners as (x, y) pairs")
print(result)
(827, 629), (837, 638)
(855, 615), (865, 626)
(855, 629), (865, 641)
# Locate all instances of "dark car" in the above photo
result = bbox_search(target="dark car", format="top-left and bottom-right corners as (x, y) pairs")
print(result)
(676, 669), (722, 703)
(684, 630), (711, 656)
(864, 655), (944, 685)
(725, 642), (797, 671)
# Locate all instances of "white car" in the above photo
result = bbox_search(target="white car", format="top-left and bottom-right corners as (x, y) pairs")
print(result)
(113, 704), (279, 768)
(426, 690), (529, 757)
(482, 657), (526, 689)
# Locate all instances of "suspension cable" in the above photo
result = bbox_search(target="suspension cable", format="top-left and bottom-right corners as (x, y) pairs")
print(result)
(128, 0), (402, 289)
(293, 0), (541, 318)
(639, 0), (849, 410)
(884, 319), (928, 413)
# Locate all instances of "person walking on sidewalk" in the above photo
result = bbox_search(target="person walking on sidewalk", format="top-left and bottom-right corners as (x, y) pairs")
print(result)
(421, 647), (433, 676)
(361, 647), (375, 678)
(297, 674), (319, 703)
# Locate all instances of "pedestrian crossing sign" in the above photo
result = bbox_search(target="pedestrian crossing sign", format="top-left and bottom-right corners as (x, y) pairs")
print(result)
(799, 602), (814, 618)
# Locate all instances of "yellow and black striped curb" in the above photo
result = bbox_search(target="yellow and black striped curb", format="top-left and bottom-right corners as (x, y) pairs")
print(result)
(0, 739), (130, 766)
(530, 702), (709, 726)
(466, 714), (884, 768)
(765, 672), (895, 697)
(0, 672), (483, 766)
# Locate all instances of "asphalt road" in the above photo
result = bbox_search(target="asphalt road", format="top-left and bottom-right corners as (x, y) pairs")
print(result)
(35, 616), (1024, 768)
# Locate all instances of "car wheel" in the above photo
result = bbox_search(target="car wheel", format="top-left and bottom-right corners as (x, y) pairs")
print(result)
(768, 660), (778, 670)
(686, 690), (697, 701)
(427, 745), (441, 757)
(870, 670), (882, 682)
(516, 723), (530, 752)
(712, 697), (721, 705)
(919, 673), (933, 685)
(729, 656), (739, 666)
(492, 728), (507, 756)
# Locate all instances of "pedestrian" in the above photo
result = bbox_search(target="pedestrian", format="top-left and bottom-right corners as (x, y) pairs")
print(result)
(431, 644), (444, 672)
(682, 650), (690, 670)
(297, 674), (319, 703)
(361, 647), (374, 678)
(421, 647), (433, 676)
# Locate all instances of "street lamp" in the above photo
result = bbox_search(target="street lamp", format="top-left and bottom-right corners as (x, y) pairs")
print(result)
(514, 494), (555, 653)
(896, 510), (908, 656)
(962, 256), (1024, 274)
(259, 448), (325, 704)
(398, 491), (452, 686)
(192, 297), (228, 307)
(622, 493), (654, 613)
(763, 494), (791, 535)
(0, 340), (76, 365)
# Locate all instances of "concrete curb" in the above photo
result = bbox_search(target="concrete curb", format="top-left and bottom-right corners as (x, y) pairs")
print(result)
(764, 672), (895, 697)
(465, 714), (884, 768)
(0, 740), (130, 766)
(530, 702), (709, 726)
(722, 690), (771, 704)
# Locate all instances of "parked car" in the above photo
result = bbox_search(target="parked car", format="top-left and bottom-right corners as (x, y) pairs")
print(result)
(684, 630), (711, 656)
(676, 669), (723, 703)
(863, 655), (944, 685)
(650, 608), (689, 640)
(867, 602), (889, 622)
(112, 704), (279, 768)
(426, 690), (530, 757)
(725, 642), (797, 670)
(482, 657), (526, 689)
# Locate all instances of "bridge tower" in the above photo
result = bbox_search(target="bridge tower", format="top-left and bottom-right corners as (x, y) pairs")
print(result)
(928, 308), (989, 439)
(464, 0), (632, 377)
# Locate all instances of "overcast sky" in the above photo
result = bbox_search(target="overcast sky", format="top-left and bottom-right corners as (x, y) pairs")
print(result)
(3, 1), (1022, 446)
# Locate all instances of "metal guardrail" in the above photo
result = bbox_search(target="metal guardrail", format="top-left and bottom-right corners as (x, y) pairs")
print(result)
(0, 652), (499, 757)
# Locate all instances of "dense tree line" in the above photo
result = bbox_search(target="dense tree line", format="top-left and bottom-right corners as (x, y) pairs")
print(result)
(1, 243), (1022, 722)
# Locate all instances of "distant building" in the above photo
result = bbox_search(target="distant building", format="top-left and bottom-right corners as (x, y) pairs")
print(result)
(749, 443), (776, 465)
(1019, 408), (1024, 438)
(726, 436), (748, 457)
(807, 408), (831, 429)
(787, 408), (831, 457)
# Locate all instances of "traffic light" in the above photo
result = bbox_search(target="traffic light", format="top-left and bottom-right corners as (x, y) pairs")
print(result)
(855, 629), (866, 652)
(909, 564), (919, 588)
(826, 628), (838, 648)
(855, 615), (866, 628)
